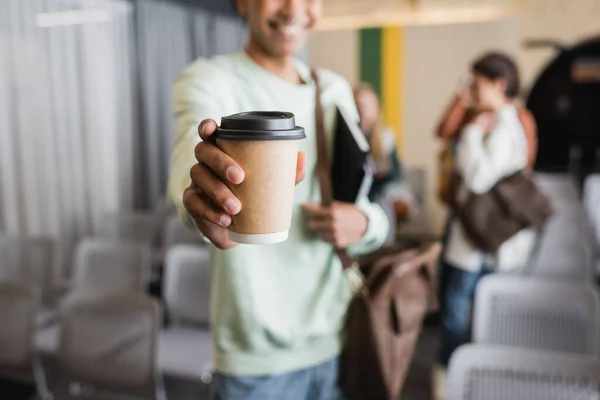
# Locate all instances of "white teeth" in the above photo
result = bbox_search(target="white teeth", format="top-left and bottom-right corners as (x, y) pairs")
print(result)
(278, 24), (301, 36)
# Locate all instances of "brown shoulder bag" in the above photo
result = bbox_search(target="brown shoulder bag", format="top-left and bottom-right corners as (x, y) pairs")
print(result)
(312, 71), (442, 400)
(458, 170), (554, 253)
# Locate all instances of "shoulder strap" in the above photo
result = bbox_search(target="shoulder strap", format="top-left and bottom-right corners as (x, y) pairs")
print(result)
(311, 69), (356, 269)
(312, 69), (334, 207)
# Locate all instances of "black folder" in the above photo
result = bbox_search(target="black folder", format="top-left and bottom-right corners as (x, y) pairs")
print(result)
(331, 106), (374, 203)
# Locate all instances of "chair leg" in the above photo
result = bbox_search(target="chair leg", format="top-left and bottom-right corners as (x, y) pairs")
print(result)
(201, 362), (213, 384)
(154, 374), (168, 400)
(32, 356), (53, 400)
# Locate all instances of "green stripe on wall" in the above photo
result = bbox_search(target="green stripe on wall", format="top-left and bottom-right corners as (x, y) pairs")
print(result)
(359, 28), (382, 98)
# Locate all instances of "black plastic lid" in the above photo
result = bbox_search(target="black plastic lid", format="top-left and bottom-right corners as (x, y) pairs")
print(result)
(214, 111), (306, 141)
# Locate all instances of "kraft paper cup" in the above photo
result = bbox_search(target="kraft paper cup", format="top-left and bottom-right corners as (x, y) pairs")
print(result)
(213, 112), (306, 245)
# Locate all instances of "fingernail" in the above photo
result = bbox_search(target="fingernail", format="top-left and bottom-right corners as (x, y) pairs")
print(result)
(224, 198), (241, 215)
(226, 166), (244, 184)
(200, 122), (206, 134)
(219, 214), (232, 227)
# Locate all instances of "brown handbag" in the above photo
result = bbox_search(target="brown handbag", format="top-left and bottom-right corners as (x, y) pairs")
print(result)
(437, 143), (460, 207)
(458, 170), (554, 253)
(312, 71), (442, 400)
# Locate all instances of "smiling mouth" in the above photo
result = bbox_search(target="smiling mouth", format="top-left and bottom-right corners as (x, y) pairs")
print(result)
(268, 21), (305, 39)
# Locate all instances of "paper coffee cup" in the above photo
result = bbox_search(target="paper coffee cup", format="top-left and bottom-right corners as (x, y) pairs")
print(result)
(214, 112), (306, 245)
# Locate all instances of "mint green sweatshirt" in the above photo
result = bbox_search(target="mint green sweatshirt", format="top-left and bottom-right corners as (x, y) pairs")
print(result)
(168, 53), (389, 376)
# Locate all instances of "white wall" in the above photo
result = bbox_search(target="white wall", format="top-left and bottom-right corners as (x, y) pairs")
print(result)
(308, 29), (359, 85)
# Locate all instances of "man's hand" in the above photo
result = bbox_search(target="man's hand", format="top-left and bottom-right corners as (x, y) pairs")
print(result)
(302, 202), (368, 249)
(183, 119), (307, 249)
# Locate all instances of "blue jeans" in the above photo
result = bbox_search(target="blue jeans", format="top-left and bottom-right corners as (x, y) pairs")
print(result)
(438, 213), (455, 309)
(210, 357), (345, 400)
(439, 263), (492, 366)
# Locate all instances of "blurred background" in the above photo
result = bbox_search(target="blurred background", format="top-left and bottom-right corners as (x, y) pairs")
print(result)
(3, 0), (600, 243)
(2, 0), (600, 399)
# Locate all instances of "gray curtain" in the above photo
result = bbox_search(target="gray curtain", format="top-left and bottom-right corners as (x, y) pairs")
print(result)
(134, 0), (247, 209)
(0, 0), (136, 247)
(0, 0), (246, 251)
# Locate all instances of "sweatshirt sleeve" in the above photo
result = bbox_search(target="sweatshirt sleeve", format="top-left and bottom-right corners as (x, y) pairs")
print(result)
(348, 196), (390, 255)
(168, 60), (231, 225)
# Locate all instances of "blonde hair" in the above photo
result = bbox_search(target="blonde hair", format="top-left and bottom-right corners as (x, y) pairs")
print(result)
(354, 83), (386, 164)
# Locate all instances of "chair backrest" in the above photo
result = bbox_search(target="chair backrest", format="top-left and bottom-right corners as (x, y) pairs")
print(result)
(583, 174), (600, 214)
(533, 173), (579, 202)
(0, 236), (60, 306)
(162, 215), (204, 251)
(0, 282), (38, 370)
(98, 212), (160, 247)
(448, 344), (600, 400)
(58, 291), (159, 393)
(73, 238), (151, 292)
(583, 174), (600, 248)
(474, 275), (600, 356)
(164, 245), (210, 326)
(530, 235), (593, 280)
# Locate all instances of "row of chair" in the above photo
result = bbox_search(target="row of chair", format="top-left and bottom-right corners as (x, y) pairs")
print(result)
(527, 173), (595, 280)
(1, 225), (212, 398)
(448, 344), (600, 400)
(0, 283), (165, 400)
(98, 211), (205, 267)
(446, 173), (600, 399)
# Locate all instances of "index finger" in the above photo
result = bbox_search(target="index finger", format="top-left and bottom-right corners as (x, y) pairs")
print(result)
(198, 119), (217, 142)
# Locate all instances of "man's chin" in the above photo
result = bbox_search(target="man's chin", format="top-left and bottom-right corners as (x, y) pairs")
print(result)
(271, 42), (306, 58)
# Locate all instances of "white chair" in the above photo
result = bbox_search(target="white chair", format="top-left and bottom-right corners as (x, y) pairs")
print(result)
(98, 211), (161, 248)
(52, 291), (165, 400)
(159, 245), (212, 383)
(36, 238), (152, 356)
(0, 236), (62, 305)
(528, 201), (593, 280)
(533, 173), (584, 237)
(448, 344), (600, 400)
(72, 238), (152, 292)
(0, 282), (51, 400)
(533, 173), (579, 202)
(583, 174), (600, 220)
(529, 234), (593, 280)
(473, 275), (600, 356)
(161, 215), (205, 252)
(0, 236), (63, 326)
(583, 174), (600, 274)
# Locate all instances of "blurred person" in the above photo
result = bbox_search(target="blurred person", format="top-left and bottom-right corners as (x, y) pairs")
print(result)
(168, 0), (389, 399)
(434, 54), (538, 314)
(432, 52), (536, 399)
(436, 67), (537, 208)
(353, 84), (402, 200)
(354, 84), (415, 226)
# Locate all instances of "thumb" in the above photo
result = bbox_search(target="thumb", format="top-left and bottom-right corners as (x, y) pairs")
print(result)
(198, 119), (217, 142)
